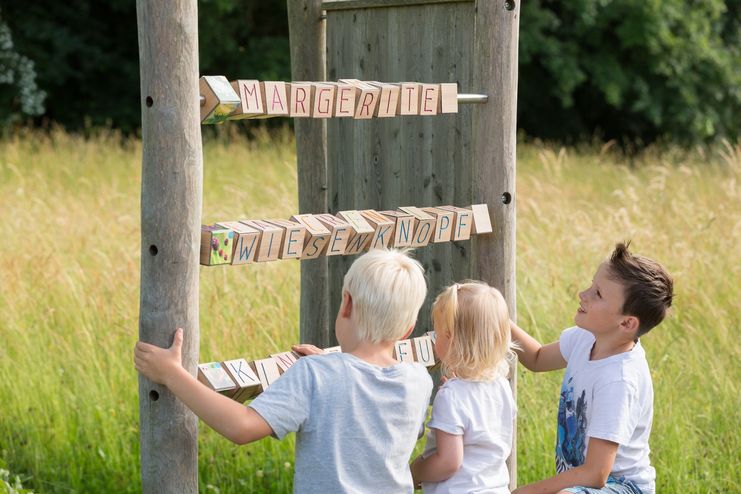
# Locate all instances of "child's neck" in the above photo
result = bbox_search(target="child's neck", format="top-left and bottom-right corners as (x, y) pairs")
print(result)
(590, 333), (636, 361)
(347, 341), (398, 367)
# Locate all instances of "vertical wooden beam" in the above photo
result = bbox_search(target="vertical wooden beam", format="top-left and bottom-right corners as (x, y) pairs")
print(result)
(471, 0), (520, 488)
(136, 1), (202, 492)
(287, 0), (331, 346)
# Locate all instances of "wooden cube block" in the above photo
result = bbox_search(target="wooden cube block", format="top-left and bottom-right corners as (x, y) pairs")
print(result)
(399, 82), (421, 115)
(252, 358), (281, 392)
(324, 346), (342, 353)
(200, 225), (234, 265)
(368, 82), (401, 118)
(393, 339), (414, 363)
(222, 359), (262, 402)
(411, 336), (436, 367)
(439, 83), (458, 114)
(419, 84), (440, 116)
(270, 351), (301, 374)
(330, 82), (357, 117)
(380, 210), (415, 247)
(229, 80), (265, 119)
(421, 207), (455, 243)
(398, 206), (436, 247)
(215, 221), (260, 265)
(263, 81), (289, 117)
(436, 206), (473, 241)
(359, 210), (397, 250)
(426, 330), (437, 344)
(314, 214), (352, 256)
(266, 219), (307, 260)
(469, 204), (493, 234)
(337, 210), (375, 255)
(290, 214), (332, 259)
(240, 220), (284, 262)
(200, 76), (240, 124)
(197, 362), (238, 397)
(354, 82), (381, 119)
(311, 83), (336, 118)
(289, 82), (313, 117)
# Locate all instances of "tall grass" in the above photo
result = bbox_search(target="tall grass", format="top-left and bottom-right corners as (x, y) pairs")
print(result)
(0, 130), (738, 492)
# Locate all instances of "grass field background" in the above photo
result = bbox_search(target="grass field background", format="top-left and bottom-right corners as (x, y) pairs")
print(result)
(0, 129), (739, 493)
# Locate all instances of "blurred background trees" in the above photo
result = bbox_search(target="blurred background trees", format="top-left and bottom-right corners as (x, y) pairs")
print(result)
(0, 0), (738, 145)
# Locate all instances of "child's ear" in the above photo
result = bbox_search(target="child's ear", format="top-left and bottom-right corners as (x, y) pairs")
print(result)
(401, 324), (415, 340)
(340, 291), (353, 319)
(620, 315), (640, 336)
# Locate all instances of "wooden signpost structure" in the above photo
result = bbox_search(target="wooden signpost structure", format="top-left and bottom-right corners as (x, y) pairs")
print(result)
(136, 0), (519, 492)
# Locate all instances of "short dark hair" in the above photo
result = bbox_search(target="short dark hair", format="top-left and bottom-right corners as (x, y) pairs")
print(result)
(607, 242), (674, 337)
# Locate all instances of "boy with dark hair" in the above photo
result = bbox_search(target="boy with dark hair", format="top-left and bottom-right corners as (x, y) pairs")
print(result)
(512, 242), (673, 494)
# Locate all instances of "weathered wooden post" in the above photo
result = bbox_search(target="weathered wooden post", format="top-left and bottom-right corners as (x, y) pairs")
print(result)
(136, 1), (202, 492)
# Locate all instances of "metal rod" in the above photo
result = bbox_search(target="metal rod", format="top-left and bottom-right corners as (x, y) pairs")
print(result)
(200, 95), (206, 106)
(457, 93), (488, 104)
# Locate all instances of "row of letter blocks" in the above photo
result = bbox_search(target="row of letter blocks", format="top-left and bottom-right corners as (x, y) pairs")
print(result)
(201, 204), (493, 266)
(201, 76), (459, 124)
(198, 333), (438, 402)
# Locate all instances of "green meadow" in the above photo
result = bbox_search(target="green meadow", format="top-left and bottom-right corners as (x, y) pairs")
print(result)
(0, 130), (739, 493)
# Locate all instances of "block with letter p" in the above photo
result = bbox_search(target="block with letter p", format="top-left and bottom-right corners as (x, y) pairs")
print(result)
(436, 206), (473, 241)
(290, 214), (331, 259)
(421, 207), (455, 243)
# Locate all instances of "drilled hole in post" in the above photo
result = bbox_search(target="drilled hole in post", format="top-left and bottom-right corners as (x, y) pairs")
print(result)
(502, 192), (512, 204)
(505, 0), (516, 11)
(149, 245), (158, 256)
(149, 390), (159, 401)
(145, 96), (154, 107)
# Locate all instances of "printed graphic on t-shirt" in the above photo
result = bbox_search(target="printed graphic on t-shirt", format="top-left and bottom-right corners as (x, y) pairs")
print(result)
(555, 375), (587, 472)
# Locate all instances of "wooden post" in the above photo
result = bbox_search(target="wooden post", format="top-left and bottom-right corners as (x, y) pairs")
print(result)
(136, 1), (202, 492)
(287, 0), (332, 346)
(471, 0), (520, 488)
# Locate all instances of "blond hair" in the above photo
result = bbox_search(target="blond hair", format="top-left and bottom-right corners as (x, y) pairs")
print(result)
(343, 249), (427, 343)
(432, 281), (515, 381)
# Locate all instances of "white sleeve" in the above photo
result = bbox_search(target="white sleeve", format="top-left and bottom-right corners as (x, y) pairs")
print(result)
(248, 358), (314, 439)
(587, 380), (639, 445)
(559, 327), (582, 362)
(427, 385), (465, 436)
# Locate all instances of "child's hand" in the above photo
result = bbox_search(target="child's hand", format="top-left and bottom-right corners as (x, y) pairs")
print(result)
(292, 344), (325, 356)
(134, 328), (185, 385)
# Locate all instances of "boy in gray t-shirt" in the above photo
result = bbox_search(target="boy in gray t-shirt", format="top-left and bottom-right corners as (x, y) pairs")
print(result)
(135, 249), (433, 493)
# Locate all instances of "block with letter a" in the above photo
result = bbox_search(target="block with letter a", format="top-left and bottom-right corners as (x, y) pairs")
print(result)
(262, 81), (289, 117)
(290, 214), (331, 259)
(223, 359), (262, 402)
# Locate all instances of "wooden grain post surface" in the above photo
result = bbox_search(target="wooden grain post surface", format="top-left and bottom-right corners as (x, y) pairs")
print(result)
(136, 1), (202, 492)
(287, 0), (333, 347)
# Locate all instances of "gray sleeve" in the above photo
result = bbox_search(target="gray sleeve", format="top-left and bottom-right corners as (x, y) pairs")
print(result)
(248, 358), (314, 439)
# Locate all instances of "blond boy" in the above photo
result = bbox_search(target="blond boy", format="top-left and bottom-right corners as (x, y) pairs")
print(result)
(134, 249), (432, 493)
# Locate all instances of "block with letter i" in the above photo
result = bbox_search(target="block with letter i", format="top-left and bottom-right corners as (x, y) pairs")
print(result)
(469, 204), (493, 234)
(436, 206), (473, 241)
(215, 221), (260, 265)
(368, 82), (401, 118)
(229, 80), (265, 119)
(398, 206), (435, 247)
(270, 351), (301, 374)
(314, 214), (352, 256)
(200, 76), (240, 124)
(197, 362), (238, 397)
(359, 210), (396, 250)
(266, 219), (306, 260)
(393, 340), (414, 363)
(421, 207), (455, 243)
(380, 210), (415, 248)
(337, 210), (375, 255)
(412, 335), (437, 368)
(252, 358), (282, 392)
(290, 214), (331, 259)
(222, 359), (262, 402)
(200, 225), (234, 265)
(240, 220), (284, 262)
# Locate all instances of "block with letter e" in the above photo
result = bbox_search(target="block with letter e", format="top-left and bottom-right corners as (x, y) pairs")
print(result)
(200, 76), (240, 124)
(436, 206), (472, 241)
(197, 362), (238, 397)
(339, 79), (380, 119)
(421, 207), (455, 243)
(359, 210), (396, 250)
(418, 84), (440, 116)
(337, 210), (375, 255)
(222, 359), (262, 402)
(398, 206), (435, 247)
(314, 214), (352, 256)
(290, 214), (331, 259)
(330, 82), (357, 118)
(266, 219), (306, 260)
(215, 221), (260, 265)
(200, 225), (234, 265)
(380, 210), (415, 248)
(240, 220), (284, 262)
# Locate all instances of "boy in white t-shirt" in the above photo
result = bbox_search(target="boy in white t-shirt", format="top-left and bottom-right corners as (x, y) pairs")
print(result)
(134, 249), (433, 493)
(511, 243), (673, 494)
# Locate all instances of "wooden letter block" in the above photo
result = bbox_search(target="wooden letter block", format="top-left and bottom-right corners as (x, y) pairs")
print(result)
(270, 351), (301, 374)
(437, 206), (473, 241)
(312, 83), (336, 118)
(368, 82), (401, 117)
(200, 225), (234, 265)
(324, 346), (342, 353)
(252, 358), (281, 392)
(399, 83), (421, 115)
(426, 330), (437, 344)
(332, 82), (357, 117)
(412, 336), (436, 367)
(289, 82), (313, 117)
(230, 80), (265, 119)
(200, 76), (240, 124)
(266, 219), (307, 260)
(354, 83), (380, 119)
(197, 362), (238, 397)
(393, 340), (414, 363)
(216, 221), (260, 265)
(337, 210), (375, 255)
(398, 206), (436, 247)
(439, 83), (458, 114)
(419, 84), (440, 116)
(314, 214), (352, 256)
(421, 207), (455, 243)
(469, 204), (493, 234)
(240, 220), (284, 262)
(290, 214), (331, 259)
(380, 210), (415, 247)
(223, 359), (262, 402)
(263, 81), (289, 116)
(359, 210), (396, 250)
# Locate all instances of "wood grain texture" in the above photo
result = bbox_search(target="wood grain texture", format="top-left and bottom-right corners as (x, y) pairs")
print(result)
(136, 0), (202, 492)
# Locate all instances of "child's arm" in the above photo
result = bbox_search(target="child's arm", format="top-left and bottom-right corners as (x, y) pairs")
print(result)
(510, 321), (566, 372)
(134, 328), (273, 445)
(513, 438), (618, 494)
(410, 429), (464, 485)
